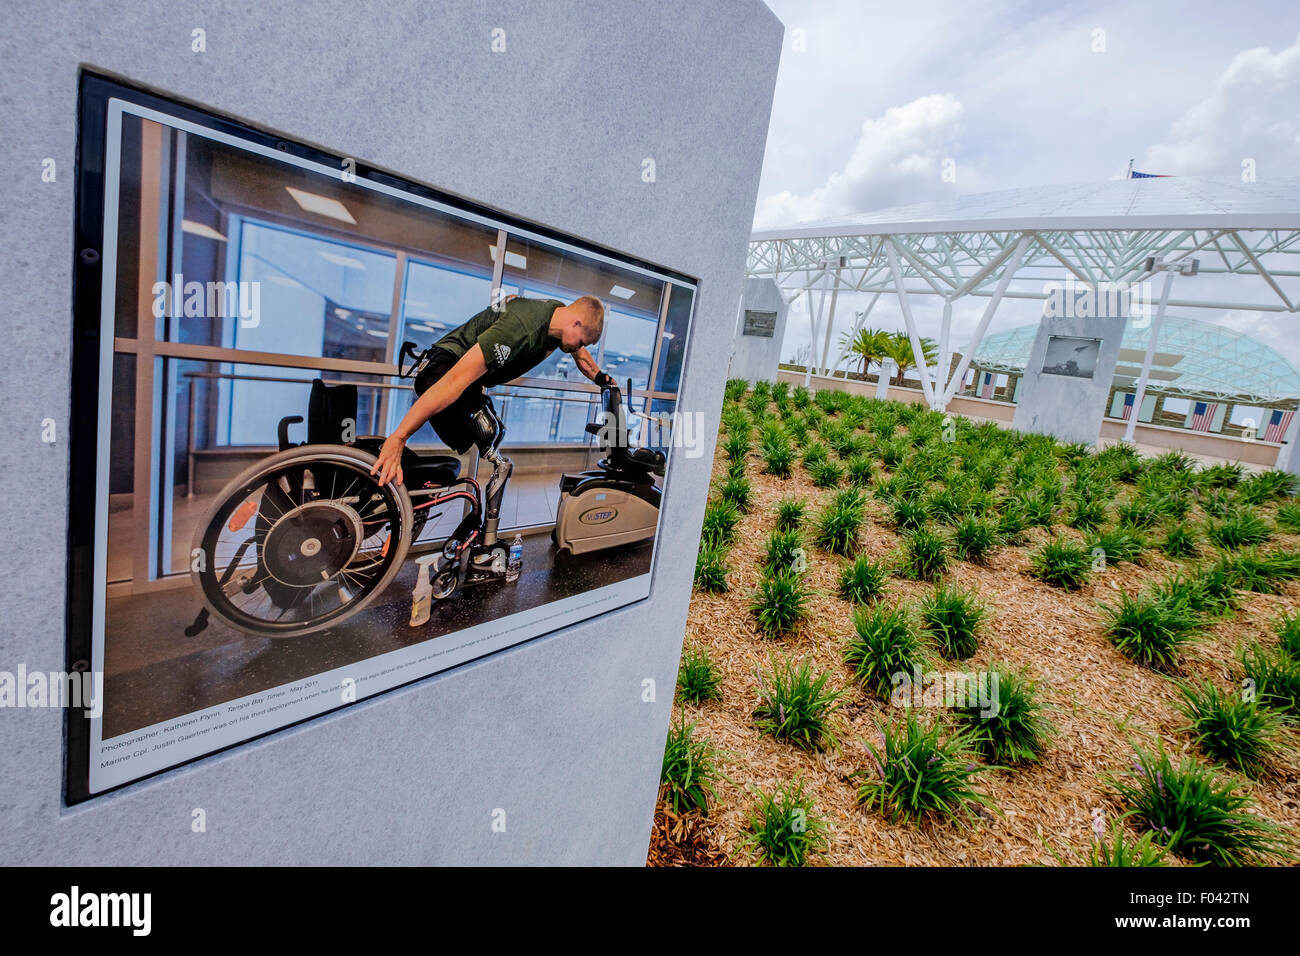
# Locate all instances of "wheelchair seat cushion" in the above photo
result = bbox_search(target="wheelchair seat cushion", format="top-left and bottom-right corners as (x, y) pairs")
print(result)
(352, 436), (462, 487)
(404, 457), (462, 488)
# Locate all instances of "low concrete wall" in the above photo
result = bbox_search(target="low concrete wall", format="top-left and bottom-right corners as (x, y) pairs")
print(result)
(780, 373), (1283, 466)
(1098, 419), (1280, 466)
(775, 371), (1015, 422)
(776, 369), (924, 399)
(947, 395), (1015, 423)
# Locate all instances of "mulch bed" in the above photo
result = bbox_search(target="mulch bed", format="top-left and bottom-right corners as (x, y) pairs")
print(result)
(646, 799), (732, 867)
(647, 437), (1300, 867)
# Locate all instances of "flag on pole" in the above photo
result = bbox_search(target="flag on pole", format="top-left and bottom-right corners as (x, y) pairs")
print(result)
(1120, 393), (1135, 420)
(1130, 170), (1172, 179)
(1189, 402), (1219, 432)
(979, 372), (994, 399)
(1263, 409), (1295, 443)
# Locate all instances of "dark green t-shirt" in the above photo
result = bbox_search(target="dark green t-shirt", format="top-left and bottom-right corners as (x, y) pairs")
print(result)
(433, 297), (563, 388)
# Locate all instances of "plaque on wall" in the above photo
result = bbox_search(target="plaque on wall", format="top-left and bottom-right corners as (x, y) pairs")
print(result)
(742, 309), (777, 337)
(1041, 335), (1101, 379)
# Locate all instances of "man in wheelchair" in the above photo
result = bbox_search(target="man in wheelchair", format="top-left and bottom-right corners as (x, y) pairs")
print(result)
(187, 293), (630, 639)
(370, 294), (615, 486)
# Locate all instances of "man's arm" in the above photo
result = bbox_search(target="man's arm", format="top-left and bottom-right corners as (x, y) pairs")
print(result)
(572, 347), (609, 384)
(369, 345), (488, 486)
(396, 345), (487, 440)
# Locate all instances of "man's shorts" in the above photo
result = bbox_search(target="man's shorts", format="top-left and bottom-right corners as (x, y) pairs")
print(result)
(413, 347), (487, 454)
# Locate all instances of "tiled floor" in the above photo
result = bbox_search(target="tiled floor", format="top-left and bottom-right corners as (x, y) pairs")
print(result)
(100, 531), (655, 739)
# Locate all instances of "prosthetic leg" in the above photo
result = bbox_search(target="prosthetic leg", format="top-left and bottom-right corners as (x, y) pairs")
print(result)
(433, 395), (516, 593)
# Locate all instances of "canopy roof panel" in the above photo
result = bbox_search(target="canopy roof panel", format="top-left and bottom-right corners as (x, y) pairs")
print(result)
(752, 176), (1300, 240)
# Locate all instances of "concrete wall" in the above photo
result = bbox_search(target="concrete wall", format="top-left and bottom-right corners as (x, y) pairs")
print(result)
(729, 277), (788, 382)
(0, 0), (782, 864)
(1012, 314), (1127, 446)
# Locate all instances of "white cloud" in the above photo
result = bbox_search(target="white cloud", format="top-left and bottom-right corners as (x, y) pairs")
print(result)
(1141, 33), (1300, 177)
(753, 94), (967, 228)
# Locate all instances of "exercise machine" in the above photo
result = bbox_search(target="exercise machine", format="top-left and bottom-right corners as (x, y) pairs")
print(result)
(552, 378), (665, 555)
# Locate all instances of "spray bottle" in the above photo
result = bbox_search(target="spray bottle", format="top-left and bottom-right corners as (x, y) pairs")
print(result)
(410, 554), (438, 627)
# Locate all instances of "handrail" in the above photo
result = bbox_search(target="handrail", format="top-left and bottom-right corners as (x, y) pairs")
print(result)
(173, 366), (675, 400)
(180, 369), (605, 405)
(179, 370), (663, 497)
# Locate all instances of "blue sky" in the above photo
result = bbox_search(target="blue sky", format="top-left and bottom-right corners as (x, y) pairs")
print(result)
(753, 0), (1300, 416)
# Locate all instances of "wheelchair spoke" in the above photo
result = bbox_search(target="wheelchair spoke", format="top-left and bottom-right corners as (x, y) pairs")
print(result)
(255, 490), (289, 522)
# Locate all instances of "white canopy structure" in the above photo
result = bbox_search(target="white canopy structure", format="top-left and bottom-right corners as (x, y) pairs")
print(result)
(748, 176), (1300, 412)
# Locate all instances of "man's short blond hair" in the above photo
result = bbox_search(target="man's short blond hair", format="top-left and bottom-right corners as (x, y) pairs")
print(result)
(573, 295), (605, 342)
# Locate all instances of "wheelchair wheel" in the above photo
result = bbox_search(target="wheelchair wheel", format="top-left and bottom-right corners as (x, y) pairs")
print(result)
(191, 444), (414, 638)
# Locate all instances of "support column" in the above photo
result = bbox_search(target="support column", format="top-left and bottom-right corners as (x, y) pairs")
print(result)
(801, 282), (820, 389)
(942, 235), (1033, 407)
(876, 358), (896, 399)
(818, 258), (843, 378)
(884, 239), (937, 407)
(1124, 269), (1176, 443)
(947, 352), (963, 393)
(938, 297), (953, 389)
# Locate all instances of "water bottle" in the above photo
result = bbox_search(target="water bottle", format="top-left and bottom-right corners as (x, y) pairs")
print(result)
(410, 554), (437, 627)
(506, 533), (523, 583)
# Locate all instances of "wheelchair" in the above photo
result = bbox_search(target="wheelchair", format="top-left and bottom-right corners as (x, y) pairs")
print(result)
(185, 343), (515, 639)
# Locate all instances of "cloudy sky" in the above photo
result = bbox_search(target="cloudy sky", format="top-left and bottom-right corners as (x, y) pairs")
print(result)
(754, 0), (1300, 413)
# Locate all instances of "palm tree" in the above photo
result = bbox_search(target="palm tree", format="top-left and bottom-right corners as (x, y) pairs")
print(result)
(882, 331), (937, 385)
(839, 327), (890, 378)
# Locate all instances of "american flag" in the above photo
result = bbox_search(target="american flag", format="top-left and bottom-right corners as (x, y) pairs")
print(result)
(1130, 171), (1171, 179)
(1189, 402), (1219, 432)
(1264, 409), (1295, 443)
(979, 372), (995, 399)
(1120, 393), (1134, 421)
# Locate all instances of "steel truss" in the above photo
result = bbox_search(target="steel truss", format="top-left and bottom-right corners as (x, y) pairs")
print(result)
(747, 225), (1300, 409)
